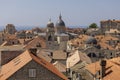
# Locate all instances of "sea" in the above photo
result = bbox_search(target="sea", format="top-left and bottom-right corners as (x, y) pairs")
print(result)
(0, 26), (87, 31)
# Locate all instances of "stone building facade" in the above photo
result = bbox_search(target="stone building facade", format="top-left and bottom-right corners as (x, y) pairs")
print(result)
(83, 36), (118, 62)
(46, 19), (55, 49)
(16, 30), (34, 39)
(5, 24), (16, 34)
(8, 60), (63, 80)
(0, 50), (68, 80)
(0, 33), (5, 45)
(45, 15), (69, 50)
(100, 19), (120, 33)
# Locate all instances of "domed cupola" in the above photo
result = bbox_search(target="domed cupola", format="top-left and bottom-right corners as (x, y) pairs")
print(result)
(46, 19), (55, 33)
(47, 19), (54, 28)
(56, 14), (66, 34)
(56, 14), (65, 27)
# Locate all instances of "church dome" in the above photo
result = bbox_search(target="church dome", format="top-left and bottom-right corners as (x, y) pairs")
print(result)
(56, 14), (65, 27)
(86, 36), (97, 44)
(56, 19), (65, 26)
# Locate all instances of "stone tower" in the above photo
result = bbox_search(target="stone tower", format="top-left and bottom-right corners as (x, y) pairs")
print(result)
(46, 19), (55, 49)
(5, 24), (16, 34)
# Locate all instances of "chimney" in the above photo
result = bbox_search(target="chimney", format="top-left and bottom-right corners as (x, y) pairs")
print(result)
(113, 19), (115, 21)
(100, 59), (106, 79)
(29, 48), (37, 56)
(66, 52), (70, 58)
(50, 52), (53, 57)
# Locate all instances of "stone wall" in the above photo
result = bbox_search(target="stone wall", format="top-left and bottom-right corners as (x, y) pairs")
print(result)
(100, 20), (120, 33)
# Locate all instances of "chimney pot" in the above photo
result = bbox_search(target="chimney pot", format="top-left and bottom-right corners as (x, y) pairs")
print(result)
(29, 48), (37, 56)
(100, 59), (106, 79)
(100, 60), (106, 66)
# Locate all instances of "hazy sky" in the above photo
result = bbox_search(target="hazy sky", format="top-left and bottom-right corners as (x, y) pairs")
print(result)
(0, 0), (120, 27)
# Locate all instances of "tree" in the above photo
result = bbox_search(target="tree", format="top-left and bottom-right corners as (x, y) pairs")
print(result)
(89, 23), (98, 28)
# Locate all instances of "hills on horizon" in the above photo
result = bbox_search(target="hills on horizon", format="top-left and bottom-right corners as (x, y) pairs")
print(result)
(0, 26), (88, 31)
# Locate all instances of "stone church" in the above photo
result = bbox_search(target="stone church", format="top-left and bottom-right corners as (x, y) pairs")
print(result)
(44, 14), (69, 50)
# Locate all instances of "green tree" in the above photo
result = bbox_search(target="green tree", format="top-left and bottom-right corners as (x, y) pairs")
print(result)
(89, 23), (98, 28)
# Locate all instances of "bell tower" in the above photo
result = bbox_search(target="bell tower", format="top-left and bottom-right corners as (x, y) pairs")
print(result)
(46, 19), (55, 49)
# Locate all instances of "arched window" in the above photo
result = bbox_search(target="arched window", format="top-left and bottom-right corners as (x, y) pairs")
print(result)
(12, 42), (14, 44)
(88, 53), (92, 57)
(48, 35), (52, 41)
(110, 53), (112, 56)
(92, 53), (97, 57)
(88, 53), (97, 57)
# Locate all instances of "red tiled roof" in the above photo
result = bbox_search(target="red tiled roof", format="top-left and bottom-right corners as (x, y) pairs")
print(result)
(95, 35), (119, 50)
(6, 34), (17, 39)
(31, 53), (68, 80)
(70, 35), (88, 47)
(0, 50), (68, 80)
(53, 61), (66, 72)
(86, 57), (120, 80)
(24, 36), (46, 49)
(1, 50), (23, 65)
(52, 50), (67, 59)
(70, 34), (119, 50)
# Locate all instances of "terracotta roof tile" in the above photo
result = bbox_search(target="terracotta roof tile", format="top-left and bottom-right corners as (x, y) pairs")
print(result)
(24, 36), (46, 49)
(70, 34), (119, 50)
(53, 61), (66, 72)
(86, 57), (120, 80)
(53, 50), (67, 59)
(0, 50), (68, 80)
(70, 35), (88, 48)
(30, 52), (68, 80)
(0, 50), (32, 80)
(67, 50), (91, 68)
(37, 50), (52, 62)
(95, 35), (119, 50)
(18, 39), (33, 45)
(1, 50), (23, 65)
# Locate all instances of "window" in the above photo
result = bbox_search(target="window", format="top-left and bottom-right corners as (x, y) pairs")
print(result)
(88, 53), (96, 58)
(110, 53), (112, 55)
(48, 35), (52, 41)
(12, 42), (14, 44)
(2, 39), (4, 41)
(29, 69), (36, 77)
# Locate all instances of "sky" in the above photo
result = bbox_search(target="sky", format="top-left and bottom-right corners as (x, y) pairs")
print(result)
(0, 0), (120, 27)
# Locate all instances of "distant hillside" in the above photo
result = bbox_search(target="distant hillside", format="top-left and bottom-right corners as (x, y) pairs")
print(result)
(0, 26), (87, 31)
